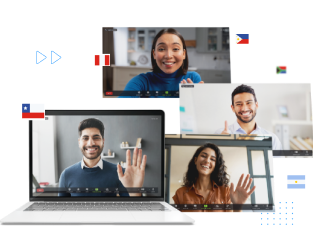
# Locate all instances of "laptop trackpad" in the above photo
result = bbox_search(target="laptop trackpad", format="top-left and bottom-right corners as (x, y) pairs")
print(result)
(60, 212), (136, 223)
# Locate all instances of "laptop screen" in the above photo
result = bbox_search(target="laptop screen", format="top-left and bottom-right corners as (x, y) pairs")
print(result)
(30, 110), (164, 201)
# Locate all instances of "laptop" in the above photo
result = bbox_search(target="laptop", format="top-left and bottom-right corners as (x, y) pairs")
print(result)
(1, 110), (194, 224)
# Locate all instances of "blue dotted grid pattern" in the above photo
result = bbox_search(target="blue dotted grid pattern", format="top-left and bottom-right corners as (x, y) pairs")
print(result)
(261, 202), (294, 226)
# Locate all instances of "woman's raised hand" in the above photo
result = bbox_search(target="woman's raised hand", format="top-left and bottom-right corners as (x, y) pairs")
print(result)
(230, 174), (256, 205)
(180, 78), (204, 84)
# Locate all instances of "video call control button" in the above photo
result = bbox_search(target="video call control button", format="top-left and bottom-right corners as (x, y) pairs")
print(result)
(225, 204), (233, 210)
(193, 204), (199, 209)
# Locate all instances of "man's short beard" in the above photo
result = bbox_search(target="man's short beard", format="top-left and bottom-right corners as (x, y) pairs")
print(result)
(236, 110), (257, 123)
(81, 145), (104, 160)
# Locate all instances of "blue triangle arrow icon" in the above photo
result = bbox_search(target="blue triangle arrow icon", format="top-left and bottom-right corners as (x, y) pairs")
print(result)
(51, 51), (61, 64)
(36, 51), (47, 64)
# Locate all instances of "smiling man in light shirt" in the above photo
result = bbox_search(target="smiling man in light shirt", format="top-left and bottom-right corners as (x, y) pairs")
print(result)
(214, 84), (282, 150)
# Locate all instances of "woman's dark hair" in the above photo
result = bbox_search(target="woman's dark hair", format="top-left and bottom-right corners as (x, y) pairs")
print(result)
(183, 143), (230, 187)
(151, 28), (188, 75)
(232, 84), (257, 105)
(78, 118), (105, 138)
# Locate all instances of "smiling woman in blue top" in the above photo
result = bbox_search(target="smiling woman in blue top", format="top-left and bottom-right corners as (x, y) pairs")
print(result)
(121, 28), (203, 97)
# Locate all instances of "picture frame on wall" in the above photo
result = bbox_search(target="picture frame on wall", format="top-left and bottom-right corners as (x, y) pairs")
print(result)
(277, 105), (289, 120)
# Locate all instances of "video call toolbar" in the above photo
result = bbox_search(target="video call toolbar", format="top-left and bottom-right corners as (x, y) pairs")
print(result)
(273, 150), (312, 157)
(104, 91), (180, 97)
(36, 187), (158, 193)
(172, 204), (274, 211)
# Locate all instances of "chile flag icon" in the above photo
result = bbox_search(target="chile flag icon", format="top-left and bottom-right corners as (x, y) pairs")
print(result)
(236, 34), (249, 44)
(22, 104), (45, 119)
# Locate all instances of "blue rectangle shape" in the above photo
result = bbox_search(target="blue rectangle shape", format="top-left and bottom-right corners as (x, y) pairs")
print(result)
(287, 184), (305, 189)
(180, 106), (185, 112)
(22, 104), (30, 113)
(287, 175), (305, 180)
(237, 34), (249, 39)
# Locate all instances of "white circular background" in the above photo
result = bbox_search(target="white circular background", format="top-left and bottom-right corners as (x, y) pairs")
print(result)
(4, 0), (280, 247)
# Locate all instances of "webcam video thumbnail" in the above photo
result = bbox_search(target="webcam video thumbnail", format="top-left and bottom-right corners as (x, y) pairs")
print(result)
(32, 115), (162, 198)
(102, 27), (231, 98)
(180, 83), (313, 157)
(165, 134), (275, 212)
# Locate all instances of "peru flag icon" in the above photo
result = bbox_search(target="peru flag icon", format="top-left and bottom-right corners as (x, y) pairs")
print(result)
(95, 54), (110, 66)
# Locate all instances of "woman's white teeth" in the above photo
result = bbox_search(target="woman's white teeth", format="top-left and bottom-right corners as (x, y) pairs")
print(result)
(164, 62), (174, 65)
(201, 165), (209, 169)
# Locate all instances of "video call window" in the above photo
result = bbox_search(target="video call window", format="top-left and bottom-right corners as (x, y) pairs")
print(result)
(31, 113), (163, 198)
(102, 27), (231, 98)
(180, 83), (313, 157)
(165, 134), (274, 212)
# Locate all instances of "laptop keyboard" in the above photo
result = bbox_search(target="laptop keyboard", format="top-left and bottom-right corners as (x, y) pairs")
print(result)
(24, 202), (169, 211)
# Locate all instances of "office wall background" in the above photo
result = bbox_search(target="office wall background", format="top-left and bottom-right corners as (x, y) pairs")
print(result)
(35, 115), (162, 195)
(33, 118), (57, 185)
(180, 84), (312, 139)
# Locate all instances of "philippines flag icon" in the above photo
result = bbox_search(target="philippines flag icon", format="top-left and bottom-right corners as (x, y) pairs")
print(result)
(22, 104), (45, 119)
(287, 175), (305, 189)
(95, 54), (110, 66)
(236, 34), (249, 44)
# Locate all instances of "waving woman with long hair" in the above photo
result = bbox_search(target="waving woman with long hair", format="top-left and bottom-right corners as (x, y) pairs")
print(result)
(173, 143), (256, 212)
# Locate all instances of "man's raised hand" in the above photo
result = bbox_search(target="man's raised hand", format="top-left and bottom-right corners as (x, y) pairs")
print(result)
(221, 121), (230, 134)
(117, 147), (146, 188)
